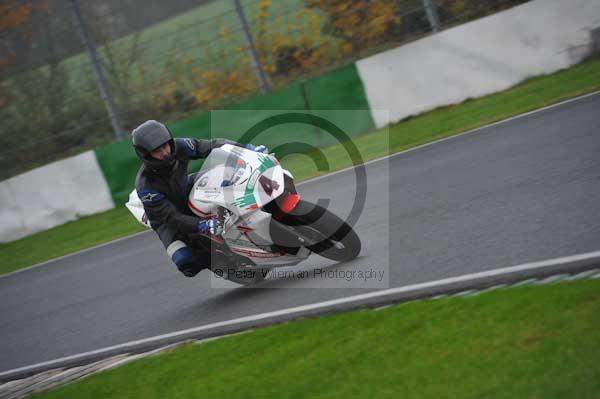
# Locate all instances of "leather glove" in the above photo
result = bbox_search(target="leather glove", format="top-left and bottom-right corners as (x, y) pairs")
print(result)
(197, 218), (223, 235)
(245, 144), (268, 153)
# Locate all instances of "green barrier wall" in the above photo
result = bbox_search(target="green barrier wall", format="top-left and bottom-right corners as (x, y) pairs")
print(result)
(95, 63), (374, 204)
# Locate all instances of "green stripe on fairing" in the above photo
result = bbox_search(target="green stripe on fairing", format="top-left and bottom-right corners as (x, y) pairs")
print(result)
(256, 154), (277, 174)
(232, 154), (278, 209)
(95, 63), (374, 204)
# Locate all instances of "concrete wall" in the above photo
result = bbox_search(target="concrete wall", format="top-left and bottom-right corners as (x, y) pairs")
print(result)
(356, 0), (600, 127)
(0, 151), (114, 242)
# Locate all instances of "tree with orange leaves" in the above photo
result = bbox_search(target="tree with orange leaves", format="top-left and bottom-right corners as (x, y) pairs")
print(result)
(307, 0), (403, 54)
(0, 0), (38, 108)
(0, 1), (35, 73)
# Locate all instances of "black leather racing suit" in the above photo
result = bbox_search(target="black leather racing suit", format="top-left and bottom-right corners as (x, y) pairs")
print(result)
(135, 137), (240, 276)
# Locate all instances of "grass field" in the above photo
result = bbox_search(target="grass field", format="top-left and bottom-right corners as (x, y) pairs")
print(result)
(30, 279), (600, 398)
(1, 55), (599, 276)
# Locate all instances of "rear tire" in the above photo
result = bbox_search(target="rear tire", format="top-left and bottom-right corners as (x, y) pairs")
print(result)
(282, 200), (361, 262)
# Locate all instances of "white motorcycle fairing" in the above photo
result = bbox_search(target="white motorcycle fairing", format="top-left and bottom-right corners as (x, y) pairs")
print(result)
(188, 144), (310, 268)
(125, 144), (311, 269)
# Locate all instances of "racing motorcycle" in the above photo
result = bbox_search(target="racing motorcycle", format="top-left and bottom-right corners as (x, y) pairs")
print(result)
(126, 144), (361, 285)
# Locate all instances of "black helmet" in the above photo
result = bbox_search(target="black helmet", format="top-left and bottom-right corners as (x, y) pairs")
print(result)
(132, 120), (178, 173)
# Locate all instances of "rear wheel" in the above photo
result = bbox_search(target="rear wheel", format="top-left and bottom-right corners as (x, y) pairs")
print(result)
(282, 200), (361, 262)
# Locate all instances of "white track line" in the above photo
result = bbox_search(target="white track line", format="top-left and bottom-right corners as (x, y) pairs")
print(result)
(300, 89), (600, 185)
(3, 89), (600, 279)
(2, 249), (599, 378)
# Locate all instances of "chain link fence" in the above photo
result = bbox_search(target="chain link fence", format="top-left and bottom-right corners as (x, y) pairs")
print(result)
(0, 0), (528, 180)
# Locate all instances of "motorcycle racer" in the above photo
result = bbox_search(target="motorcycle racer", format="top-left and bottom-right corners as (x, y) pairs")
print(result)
(132, 119), (267, 277)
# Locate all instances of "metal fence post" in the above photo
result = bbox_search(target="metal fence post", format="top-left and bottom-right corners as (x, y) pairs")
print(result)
(69, 0), (125, 140)
(232, 0), (271, 93)
(423, 0), (441, 33)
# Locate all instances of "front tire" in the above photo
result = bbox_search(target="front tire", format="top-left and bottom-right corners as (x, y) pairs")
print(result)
(282, 200), (361, 262)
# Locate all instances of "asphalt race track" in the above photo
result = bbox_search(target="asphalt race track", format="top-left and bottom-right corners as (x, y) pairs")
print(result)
(1, 93), (599, 372)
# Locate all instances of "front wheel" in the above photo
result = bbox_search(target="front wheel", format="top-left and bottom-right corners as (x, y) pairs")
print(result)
(282, 200), (361, 262)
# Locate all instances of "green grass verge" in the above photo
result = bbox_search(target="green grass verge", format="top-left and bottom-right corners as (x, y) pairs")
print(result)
(2, 56), (600, 275)
(31, 279), (600, 398)
(287, 55), (600, 180)
(0, 207), (147, 275)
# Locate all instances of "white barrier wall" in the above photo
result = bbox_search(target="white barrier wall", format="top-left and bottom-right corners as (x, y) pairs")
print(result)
(0, 151), (114, 242)
(357, 0), (600, 128)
